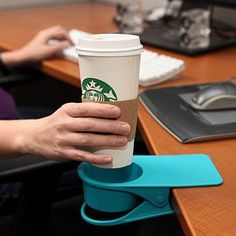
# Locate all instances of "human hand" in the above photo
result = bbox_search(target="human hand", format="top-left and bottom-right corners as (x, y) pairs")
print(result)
(19, 103), (130, 165)
(1, 25), (72, 67)
(18, 25), (72, 63)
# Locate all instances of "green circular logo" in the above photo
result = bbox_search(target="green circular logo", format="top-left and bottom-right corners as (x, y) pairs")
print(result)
(82, 78), (118, 102)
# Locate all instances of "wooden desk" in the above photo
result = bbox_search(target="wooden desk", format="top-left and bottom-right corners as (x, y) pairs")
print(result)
(0, 3), (116, 87)
(0, 3), (236, 235)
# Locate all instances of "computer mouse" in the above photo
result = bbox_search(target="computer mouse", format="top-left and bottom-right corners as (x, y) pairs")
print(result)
(191, 82), (236, 110)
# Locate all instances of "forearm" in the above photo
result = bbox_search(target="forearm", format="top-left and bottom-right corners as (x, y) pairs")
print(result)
(0, 49), (27, 68)
(0, 119), (34, 159)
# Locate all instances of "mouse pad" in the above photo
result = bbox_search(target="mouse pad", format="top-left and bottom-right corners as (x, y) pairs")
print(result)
(180, 92), (236, 125)
(139, 82), (236, 143)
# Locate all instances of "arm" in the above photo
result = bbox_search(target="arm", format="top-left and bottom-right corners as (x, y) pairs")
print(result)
(0, 103), (130, 165)
(0, 25), (71, 68)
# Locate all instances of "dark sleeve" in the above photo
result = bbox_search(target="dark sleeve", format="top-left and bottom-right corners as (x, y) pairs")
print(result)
(0, 86), (19, 119)
(0, 53), (18, 119)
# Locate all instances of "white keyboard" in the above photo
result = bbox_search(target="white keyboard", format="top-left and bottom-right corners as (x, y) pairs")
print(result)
(60, 29), (185, 87)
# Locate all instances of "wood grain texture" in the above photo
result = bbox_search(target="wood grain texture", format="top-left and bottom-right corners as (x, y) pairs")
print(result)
(0, 3), (236, 235)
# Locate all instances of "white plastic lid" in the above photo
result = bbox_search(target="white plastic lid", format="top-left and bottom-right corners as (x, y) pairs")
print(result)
(76, 34), (143, 56)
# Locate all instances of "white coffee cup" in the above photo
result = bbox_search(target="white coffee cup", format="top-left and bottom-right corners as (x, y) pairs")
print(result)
(77, 34), (143, 168)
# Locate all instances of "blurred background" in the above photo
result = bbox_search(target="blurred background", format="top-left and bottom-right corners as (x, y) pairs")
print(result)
(0, 0), (235, 27)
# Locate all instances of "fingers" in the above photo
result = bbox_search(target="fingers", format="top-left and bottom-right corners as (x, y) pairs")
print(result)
(49, 40), (71, 54)
(60, 132), (128, 147)
(45, 102), (131, 165)
(39, 25), (72, 43)
(63, 102), (121, 119)
(69, 117), (130, 135)
(62, 148), (113, 165)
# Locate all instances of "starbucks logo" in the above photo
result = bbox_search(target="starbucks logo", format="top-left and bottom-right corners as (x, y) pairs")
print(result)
(82, 78), (118, 102)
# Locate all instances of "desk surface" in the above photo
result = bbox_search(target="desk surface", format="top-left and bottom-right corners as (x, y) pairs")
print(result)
(0, 3), (236, 235)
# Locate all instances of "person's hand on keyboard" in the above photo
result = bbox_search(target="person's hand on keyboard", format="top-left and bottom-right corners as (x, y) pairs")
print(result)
(14, 25), (71, 65)
(60, 29), (185, 87)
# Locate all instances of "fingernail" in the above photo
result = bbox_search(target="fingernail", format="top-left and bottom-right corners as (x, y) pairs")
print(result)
(104, 157), (112, 163)
(118, 136), (128, 145)
(111, 107), (120, 117)
(120, 124), (130, 133)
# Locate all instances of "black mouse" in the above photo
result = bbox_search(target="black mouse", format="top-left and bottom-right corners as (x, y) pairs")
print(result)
(191, 82), (236, 110)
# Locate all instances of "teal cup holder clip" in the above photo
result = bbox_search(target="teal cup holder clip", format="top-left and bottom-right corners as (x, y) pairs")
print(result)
(78, 154), (223, 226)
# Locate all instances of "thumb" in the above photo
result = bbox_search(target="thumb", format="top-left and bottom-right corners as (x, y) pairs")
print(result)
(49, 40), (71, 55)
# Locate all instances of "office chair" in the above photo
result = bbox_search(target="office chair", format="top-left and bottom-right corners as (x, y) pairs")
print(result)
(0, 154), (78, 236)
(0, 66), (40, 90)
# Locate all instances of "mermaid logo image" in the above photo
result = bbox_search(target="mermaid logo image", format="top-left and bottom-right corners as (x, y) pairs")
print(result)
(82, 78), (118, 102)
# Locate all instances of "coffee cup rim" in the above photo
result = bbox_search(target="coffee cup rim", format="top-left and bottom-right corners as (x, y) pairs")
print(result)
(76, 33), (143, 56)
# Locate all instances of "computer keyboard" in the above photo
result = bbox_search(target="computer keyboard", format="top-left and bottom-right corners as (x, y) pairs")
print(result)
(59, 29), (185, 87)
(139, 50), (185, 87)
